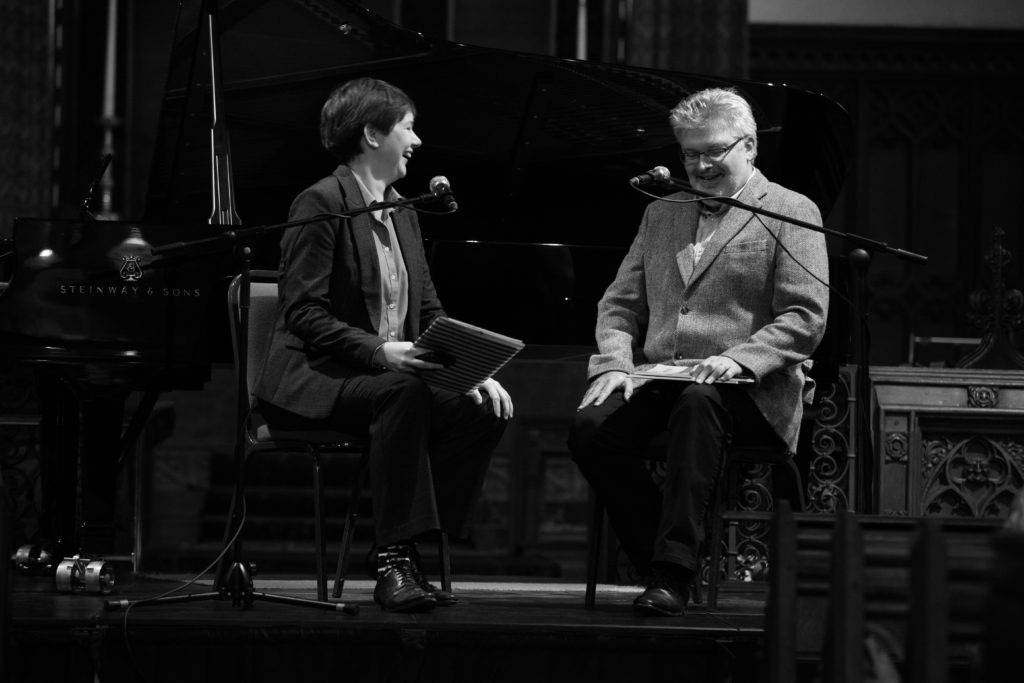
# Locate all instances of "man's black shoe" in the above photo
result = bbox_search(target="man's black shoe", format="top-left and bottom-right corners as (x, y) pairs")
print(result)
(633, 563), (693, 617)
(633, 584), (687, 616)
(408, 545), (458, 606)
(373, 559), (437, 613)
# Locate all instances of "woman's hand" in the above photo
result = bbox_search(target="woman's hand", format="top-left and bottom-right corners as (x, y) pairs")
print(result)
(375, 342), (445, 372)
(469, 377), (513, 419)
(577, 370), (633, 410)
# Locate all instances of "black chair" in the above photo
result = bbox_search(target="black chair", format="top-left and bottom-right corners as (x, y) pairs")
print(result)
(584, 436), (805, 609)
(228, 271), (451, 601)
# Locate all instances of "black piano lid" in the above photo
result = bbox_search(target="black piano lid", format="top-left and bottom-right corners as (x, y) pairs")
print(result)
(0, 217), (223, 383)
(144, 0), (854, 246)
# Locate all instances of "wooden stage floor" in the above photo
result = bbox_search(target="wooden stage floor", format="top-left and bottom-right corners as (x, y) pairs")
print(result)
(7, 570), (771, 683)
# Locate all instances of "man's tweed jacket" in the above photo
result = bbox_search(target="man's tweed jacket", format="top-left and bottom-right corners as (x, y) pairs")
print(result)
(587, 170), (829, 451)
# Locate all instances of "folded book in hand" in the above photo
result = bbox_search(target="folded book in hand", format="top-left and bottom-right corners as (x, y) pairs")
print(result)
(413, 317), (525, 394)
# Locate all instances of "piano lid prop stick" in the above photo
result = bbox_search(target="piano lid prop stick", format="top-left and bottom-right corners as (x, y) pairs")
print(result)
(80, 154), (113, 219)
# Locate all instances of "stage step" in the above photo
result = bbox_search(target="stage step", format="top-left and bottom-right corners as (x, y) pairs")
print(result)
(141, 449), (565, 580)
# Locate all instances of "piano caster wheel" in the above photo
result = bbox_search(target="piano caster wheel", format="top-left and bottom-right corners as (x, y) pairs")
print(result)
(12, 543), (56, 575)
(55, 556), (115, 595)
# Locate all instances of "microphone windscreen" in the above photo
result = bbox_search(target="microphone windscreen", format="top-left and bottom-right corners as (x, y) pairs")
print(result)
(429, 176), (451, 195)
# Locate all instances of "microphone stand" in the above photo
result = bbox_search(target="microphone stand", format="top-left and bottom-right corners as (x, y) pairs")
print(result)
(104, 195), (450, 614)
(653, 175), (927, 513)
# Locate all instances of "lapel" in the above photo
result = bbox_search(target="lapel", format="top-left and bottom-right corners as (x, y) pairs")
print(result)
(332, 166), (382, 328)
(676, 212), (698, 288)
(684, 171), (768, 289)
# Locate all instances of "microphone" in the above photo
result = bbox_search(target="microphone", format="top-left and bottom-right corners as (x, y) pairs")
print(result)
(628, 166), (670, 187)
(429, 175), (458, 211)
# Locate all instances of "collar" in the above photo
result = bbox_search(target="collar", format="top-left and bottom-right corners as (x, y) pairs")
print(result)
(351, 172), (401, 220)
(698, 168), (758, 218)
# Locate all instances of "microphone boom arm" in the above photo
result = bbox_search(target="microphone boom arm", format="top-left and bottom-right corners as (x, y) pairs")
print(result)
(151, 193), (447, 261)
(655, 175), (927, 264)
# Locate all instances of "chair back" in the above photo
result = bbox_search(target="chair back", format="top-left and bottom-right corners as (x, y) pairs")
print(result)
(227, 271), (280, 410)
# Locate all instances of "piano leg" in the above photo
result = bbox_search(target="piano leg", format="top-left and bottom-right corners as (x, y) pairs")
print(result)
(36, 371), (126, 559)
(78, 391), (125, 556)
(36, 374), (80, 559)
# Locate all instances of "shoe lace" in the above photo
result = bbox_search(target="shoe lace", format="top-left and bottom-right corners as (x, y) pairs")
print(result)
(385, 557), (419, 584)
(407, 545), (441, 592)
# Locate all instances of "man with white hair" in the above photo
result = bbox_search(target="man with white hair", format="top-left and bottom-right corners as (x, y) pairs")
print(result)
(569, 87), (829, 616)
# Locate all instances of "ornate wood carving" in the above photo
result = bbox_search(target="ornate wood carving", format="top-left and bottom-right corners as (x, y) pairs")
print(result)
(967, 385), (1000, 408)
(885, 431), (909, 463)
(921, 434), (1024, 518)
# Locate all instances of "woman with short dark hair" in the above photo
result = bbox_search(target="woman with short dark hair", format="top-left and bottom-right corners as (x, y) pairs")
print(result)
(257, 77), (512, 613)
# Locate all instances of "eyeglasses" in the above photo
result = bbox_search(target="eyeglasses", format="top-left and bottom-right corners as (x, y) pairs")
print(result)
(679, 136), (747, 165)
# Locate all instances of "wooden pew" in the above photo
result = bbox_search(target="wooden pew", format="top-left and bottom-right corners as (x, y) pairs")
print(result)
(766, 502), (1000, 683)
(984, 528), (1024, 682)
(1, 482), (10, 681)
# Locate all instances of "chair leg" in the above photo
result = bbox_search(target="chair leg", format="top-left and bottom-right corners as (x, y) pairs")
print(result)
(689, 570), (703, 605)
(332, 453), (370, 599)
(311, 448), (327, 601)
(584, 492), (604, 608)
(438, 532), (452, 592)
(767, 499), (797, 683)
(782, 458), (807, 512)
(706, 463), (729, 610)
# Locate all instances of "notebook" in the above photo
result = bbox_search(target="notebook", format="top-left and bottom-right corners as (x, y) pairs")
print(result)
(413, 316), (525, 394)
(629, 363), (755, 384)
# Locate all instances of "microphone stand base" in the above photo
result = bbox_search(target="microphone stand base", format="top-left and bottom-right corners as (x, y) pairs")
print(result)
(102, 561), (360, 614)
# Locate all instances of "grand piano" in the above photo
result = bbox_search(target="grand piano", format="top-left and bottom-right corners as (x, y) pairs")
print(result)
(145, 0), (852, 351)
(0, 0), (853, 562)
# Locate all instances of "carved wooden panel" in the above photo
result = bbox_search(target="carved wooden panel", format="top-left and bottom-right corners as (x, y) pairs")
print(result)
(871, 366), (1024, 517)
(920, 432), (1024, 518)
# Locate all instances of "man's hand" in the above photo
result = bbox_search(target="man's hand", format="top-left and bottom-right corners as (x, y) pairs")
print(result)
(375, 342), (445, 372)
(469, 377), (513, 419)
(577, 370), (633, 410)
(687, 355), (743, 383)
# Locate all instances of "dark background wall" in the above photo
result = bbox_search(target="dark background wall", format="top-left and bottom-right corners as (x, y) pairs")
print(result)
(749, 25), (1024, 364)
